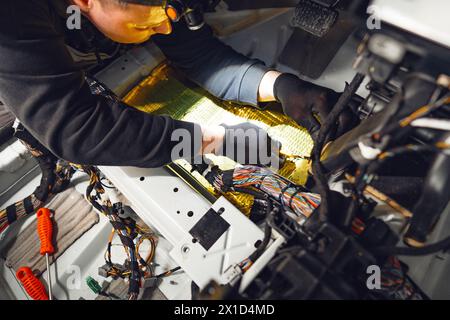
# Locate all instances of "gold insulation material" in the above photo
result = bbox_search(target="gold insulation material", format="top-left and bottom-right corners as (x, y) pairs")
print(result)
(123, 63), (314, 215)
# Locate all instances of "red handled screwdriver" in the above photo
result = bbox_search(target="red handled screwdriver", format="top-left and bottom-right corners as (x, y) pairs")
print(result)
(36, 208), (55, 300)
(16, 266), (49, 300)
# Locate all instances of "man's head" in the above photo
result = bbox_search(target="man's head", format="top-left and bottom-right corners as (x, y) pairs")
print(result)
(71, 0), (172, 44)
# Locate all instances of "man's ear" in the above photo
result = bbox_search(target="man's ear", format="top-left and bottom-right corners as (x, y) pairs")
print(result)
(71, 0), (95, 12)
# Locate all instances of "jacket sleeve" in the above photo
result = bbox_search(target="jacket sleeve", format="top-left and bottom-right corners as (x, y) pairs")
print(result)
(0, 29), (201, 168)
(152, 22), (270, 107)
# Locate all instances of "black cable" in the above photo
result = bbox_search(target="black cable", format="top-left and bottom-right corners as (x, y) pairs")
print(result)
(155, 266), (182, 278)
(366, 144), (446, 177)
(100, 178), (116, 189)
(311, 73), (366, 224)
(352, 143), (450, 210)
(249, 199), (273, 262)
(233, 186), (267, 200)
(372, 233), (450, 256)
(83, 166), (141, 299)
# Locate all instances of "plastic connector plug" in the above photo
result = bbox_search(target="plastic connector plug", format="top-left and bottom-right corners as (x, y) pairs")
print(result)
(86, 276), (102, 295)
(98, 264), (110, 278)
(143, 277), (161, 289)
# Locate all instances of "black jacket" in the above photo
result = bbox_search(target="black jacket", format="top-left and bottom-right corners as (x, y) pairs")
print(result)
(0, 0), (269, 167)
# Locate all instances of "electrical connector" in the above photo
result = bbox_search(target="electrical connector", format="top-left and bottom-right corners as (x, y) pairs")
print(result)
(142, 276), (161, 289)
(98, 263), (128, 279)
(86, 276), (102, 295)
(98, 264), (110, 278)
(222, 265), (242, 284)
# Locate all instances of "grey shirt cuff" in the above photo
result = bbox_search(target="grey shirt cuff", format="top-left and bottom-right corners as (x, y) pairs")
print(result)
(238, 62), (271, 107)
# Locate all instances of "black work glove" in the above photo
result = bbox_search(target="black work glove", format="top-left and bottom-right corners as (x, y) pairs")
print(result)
(217, 123), (283, 169)
(273, 73), (341, 139)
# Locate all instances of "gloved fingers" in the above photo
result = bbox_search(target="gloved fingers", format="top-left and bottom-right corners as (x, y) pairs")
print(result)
(309, 110), (354, 144)
(347, 94), (364, 113)
(313, 90), (340, 122)
(335, 109), (360, 138)
(311, 100), (330, 125)
(268, 137), (284, 168)
(189, 155), (212, 167)
(258, 135), (284, 169)
(218, 123), (283, 168)
(298, 90), (339, 136)
(295, 110), (321, 136)
(308, 91), (361, 142)
(334, 94), (363, 137)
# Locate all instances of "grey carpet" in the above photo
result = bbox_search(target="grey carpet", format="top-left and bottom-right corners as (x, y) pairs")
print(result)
(2, 187), (99, 275)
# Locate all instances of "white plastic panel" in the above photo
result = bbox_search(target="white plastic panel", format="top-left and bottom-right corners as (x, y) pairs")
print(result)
(100, 166), (264, 289)
(371, 0), (450, 49)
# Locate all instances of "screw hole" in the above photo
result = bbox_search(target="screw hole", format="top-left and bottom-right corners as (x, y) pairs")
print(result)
(192, 238), (198, 243)
(139, 177), (145, 181)
(177, 210), (180, 214)
(187, 211), (194, 217)
(173, 188), (179, 192)
(217, 207), (225, 215)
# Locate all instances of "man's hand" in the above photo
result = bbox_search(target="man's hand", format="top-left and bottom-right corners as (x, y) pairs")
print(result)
(200, 123), (282, 168)
(273, 73), (340, 138)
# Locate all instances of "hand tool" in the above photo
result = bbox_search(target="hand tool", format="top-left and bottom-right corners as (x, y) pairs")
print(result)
(16, 266), (49, 300)
(36, 207), (55, 300)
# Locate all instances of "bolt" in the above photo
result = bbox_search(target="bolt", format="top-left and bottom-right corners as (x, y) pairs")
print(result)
(182, 245), (190, 254)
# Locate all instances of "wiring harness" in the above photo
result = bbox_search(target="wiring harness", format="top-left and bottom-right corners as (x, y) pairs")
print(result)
(78, 165), (144, 300)
(1, 77), (181, 300)
(0, 124), (74, 233)
(0, 76), (110, 234)
(377, 256), (424, 300)
(196, 164), (321, 272)
(205, 165), (321, 223)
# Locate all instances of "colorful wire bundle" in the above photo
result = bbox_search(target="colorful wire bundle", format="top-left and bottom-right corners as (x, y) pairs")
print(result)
(104, 228), (158, 279)
(0, 194), (42, 234)
(211, 165), (320, 220)
(379, 256), (423, 300)
(0, 135), (74, 234)
(79, 165), (142, 300)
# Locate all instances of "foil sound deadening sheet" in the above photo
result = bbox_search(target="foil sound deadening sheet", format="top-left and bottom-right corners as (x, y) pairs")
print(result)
(123, 63), (314, 215)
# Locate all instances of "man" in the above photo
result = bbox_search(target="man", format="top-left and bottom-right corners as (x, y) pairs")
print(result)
(0, 0), (338, 168)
